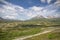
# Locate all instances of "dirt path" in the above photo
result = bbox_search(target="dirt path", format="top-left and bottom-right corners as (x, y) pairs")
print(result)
(13, 29), (55, 40)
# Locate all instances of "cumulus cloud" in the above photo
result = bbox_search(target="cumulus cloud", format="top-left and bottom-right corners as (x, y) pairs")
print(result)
(0, 0), (60, 20)
(0, 0), (25, 20)
(30, 6), (43, 11)
(40, 0), (46, 3)
(47, 0), (52, 4)
(55, 0), (60, 3)
(40, 0), (52, 4)
(0, 0), (44, 20)
(3, 15), (16, 19)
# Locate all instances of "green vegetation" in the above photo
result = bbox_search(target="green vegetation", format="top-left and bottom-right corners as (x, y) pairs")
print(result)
(0, 18), (60, 40)
(47, 33), (56, 39)
(24, 29), (60, 40)
(0, 28), (41, 40)
(0, 22), (42, 40)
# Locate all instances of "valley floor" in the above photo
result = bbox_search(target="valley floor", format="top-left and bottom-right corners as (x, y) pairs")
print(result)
(13, 27), (59, 40)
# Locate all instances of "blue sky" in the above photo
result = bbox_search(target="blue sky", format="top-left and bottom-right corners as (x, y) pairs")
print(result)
(0, 0), (60, 20)
(5, 0), (56, 8)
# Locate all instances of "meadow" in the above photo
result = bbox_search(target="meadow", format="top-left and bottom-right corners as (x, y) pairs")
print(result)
(0, 22), (42, 40)
(24, 29), (60, 40)
(0, 20), (60, 40)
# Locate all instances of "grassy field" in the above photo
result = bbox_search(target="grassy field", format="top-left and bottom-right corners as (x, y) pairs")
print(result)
(0, 22), (43, 40)
(0, 21), (60, 40)
(24, 29), (60, 40)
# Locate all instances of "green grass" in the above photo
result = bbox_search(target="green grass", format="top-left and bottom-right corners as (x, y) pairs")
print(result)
(24, 29), (60, 40)
(0, 26), (42, 40)
(0, 21), (60, 40)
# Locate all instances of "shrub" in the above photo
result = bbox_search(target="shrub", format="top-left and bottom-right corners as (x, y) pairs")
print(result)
(47, 34), (54, 39)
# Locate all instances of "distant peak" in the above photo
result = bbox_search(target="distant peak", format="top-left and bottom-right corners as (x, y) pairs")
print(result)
(0, 17), (4, 20)
(34, 15), (45, 18)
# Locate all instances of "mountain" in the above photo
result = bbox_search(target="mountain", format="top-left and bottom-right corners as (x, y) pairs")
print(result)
(0, 17), (22, 22)
(0, 17), (5, 22)
(33, 15), (45, 19)
(29, 15), (45, 21)
(31, 15), (60, 19)
(47, 15), (60, 19)
(26, 15), (60, 22)
(0, 17), (4, 20)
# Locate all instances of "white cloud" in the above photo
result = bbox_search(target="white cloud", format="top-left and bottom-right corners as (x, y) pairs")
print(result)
(25, 6), (44, 18)
(41, 0), (60, 18)
(0, 0), (25, 19)
(47, 0), (52, 4)
(26, 12), (37, 17)
(30, 6), (43, 11)
(55, 0), (60, 3)
(40, 0), (46, 3)
(40, 0), (52, 4)
(0, 0), (60, 20)
(3, 15), (16, 19)
(3, 5), (15, 10)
